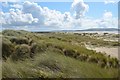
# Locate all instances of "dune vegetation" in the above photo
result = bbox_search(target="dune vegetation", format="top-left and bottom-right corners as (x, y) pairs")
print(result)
(2, 30), (119, 78)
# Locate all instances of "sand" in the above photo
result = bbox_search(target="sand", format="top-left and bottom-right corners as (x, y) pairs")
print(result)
(85, 45), (119, 59)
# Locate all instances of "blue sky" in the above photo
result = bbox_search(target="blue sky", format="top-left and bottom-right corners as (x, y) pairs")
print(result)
(1, 2), (118, 18)
(39, 2), (118, 18)
(0, 0), (119, 31)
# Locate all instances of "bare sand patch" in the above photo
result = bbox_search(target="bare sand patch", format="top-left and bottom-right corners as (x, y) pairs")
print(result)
(85, 45), (119, 59)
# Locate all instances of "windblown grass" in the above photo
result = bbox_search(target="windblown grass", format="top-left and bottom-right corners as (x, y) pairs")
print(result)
(2, 50), (118, 78)
(2, 30), (119, 78)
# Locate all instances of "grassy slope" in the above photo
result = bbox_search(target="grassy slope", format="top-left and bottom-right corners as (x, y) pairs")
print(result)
(2, 50), (118, 78)
(2, 30), (119, 78)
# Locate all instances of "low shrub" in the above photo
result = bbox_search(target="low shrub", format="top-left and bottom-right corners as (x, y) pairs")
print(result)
(87, 56), (98, 63)
(98, 60), (106, 68)
(12, 44), (30, 60)
(10, 37), (29, 45)
(30, 43), (39, 57)
(73, 52), (80, 58)
(112, 42), (120, 46)
(63, 49), (75, 57)
(77, 54), (88, 61)
(107, 58), (119, 68)
(46, 43), (54, 47)
(54, 46), (63, 51)
(2, 40), (14, 60)
(30, 43), (37, 53)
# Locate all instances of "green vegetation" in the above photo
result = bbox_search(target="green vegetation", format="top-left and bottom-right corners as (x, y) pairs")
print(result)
(3, 51), (118, 78)
(2, 30), (119, 78)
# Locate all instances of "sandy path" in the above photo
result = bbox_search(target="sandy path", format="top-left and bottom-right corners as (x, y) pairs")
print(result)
(85, 45), (119, 59)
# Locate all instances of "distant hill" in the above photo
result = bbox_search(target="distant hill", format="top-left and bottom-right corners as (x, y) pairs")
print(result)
(51, 28), (119, 32)
(78, 28), (119, 31)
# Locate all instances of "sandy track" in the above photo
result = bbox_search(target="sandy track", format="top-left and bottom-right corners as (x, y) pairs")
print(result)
(85, 45), (119, 59)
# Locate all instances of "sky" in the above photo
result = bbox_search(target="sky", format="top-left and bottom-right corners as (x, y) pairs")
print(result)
(0, 0), (119, 31)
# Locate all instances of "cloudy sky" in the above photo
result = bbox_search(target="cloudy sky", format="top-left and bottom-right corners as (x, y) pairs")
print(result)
(0, 0), (119, 31)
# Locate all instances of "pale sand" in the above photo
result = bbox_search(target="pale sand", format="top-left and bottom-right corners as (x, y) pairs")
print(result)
(85, 45), (119, 59)
(103, 39), (118, 42)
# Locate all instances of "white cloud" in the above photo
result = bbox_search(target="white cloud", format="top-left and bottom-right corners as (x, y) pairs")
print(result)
(22, 1), (45, 24)
(42, 7), (73, 29)
(71, 0), (89, 19)
(71, 11), (118, 29)
(22, 1), (74, 29)
(80, 18), (99, 29)
(103, 11), (112, 18)
(10, 4), (22, 9)
(1, 1), (74, 30)
(1, 8), (38, 28)
(104, 0), (118, 4)
(0, 1), (118, 30)
(97, 11), (118, 28)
